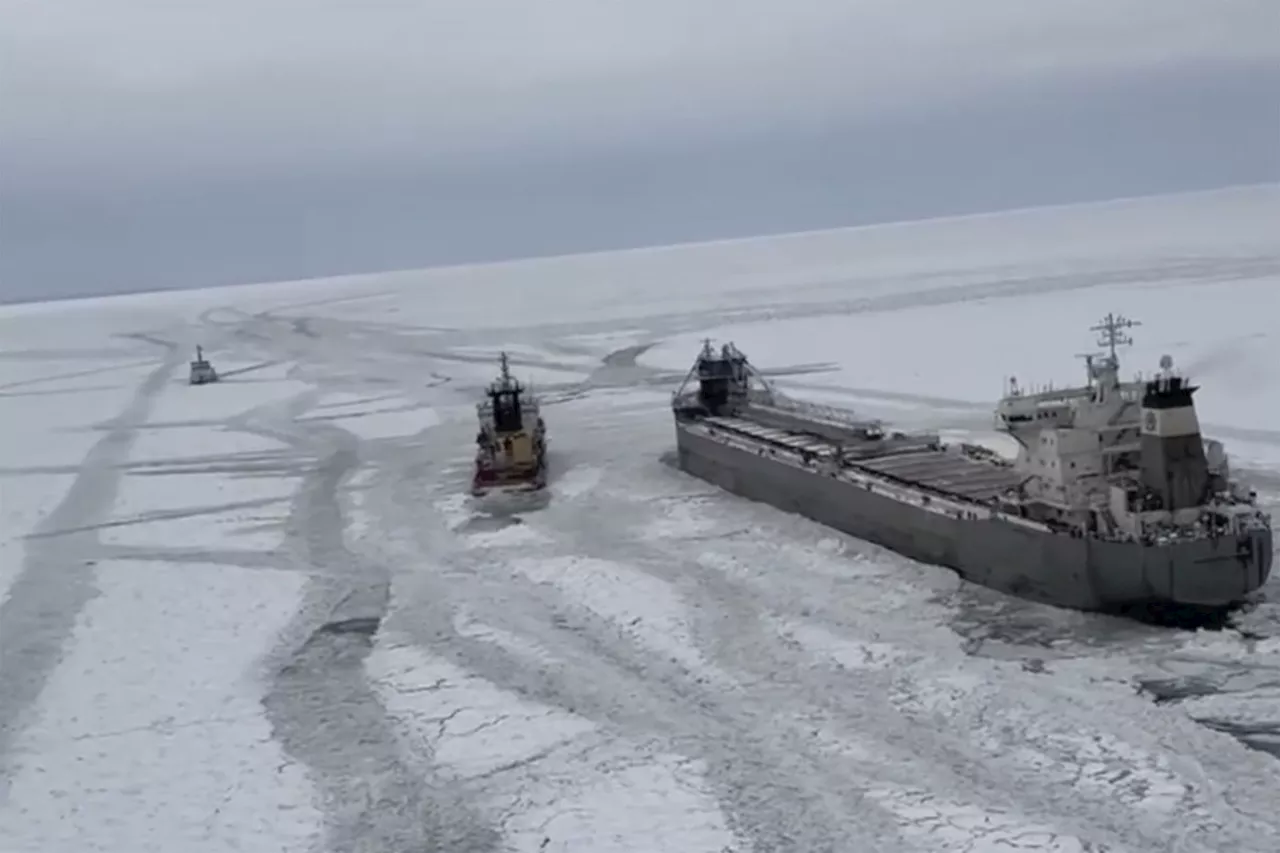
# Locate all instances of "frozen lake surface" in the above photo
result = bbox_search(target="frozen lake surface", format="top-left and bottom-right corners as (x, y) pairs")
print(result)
(2, 184), (1280, 852)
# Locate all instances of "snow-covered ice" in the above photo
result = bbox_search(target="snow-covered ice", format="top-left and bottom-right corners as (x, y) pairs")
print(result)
(3, 185), (1280, 852)
(508, 554), (720, 679)
(298, 390), (439, 441)
(369, 635), (739, 852)
(0, 561), (319, 853)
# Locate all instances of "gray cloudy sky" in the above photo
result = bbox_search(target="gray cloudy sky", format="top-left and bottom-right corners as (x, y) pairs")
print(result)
(2, 0), (1278, 302)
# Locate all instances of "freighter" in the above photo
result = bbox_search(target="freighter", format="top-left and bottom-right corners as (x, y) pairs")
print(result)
(471, 352), (548, 496)
(670, 315), (1272, 612)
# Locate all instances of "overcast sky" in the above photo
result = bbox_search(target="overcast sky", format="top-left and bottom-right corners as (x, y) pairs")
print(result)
(2, 1), (1278, 302)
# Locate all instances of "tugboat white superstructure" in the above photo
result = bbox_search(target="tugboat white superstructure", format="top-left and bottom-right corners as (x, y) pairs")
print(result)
(671, 317), (1272, 612)
(471, 352), (548, 497)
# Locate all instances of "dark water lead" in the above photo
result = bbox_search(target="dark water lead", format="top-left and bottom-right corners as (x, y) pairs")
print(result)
(1138, 676), (1280, 762)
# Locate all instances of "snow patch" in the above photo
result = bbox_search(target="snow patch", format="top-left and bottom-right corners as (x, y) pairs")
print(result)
(639, 498), (719, 540)
(368, 642), (740, 853)
(552, 464), (603, 499)
(0, 473), (78, 606)
(508, 555), (714, 676)
(501, 750), (741, 853)
(0, 363), (160, 469)
(149, 372), (313, 426)
(464, 523), (554, 549)
(558, 330), (650, 347)
(98, 493), (294, 553)
(890, 668), (989, 719)
(368, 642), (595, 779)
(300, 392), (439, 440)
(773, 619), (920, 671)
(127, 424), (285, 462)
(866, 786), (1107, 853)
(890, 658), (1213, 828)
(312, 391), (394, 411)
(433, 493), (473, 531)
(452, 608), (562, 668)
(0, 561), (319, 853)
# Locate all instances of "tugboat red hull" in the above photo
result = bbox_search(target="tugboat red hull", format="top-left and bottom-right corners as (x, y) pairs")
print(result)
(470, 457), (548, 497)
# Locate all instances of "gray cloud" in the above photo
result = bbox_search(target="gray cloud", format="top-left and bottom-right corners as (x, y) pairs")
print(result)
(5, 0), (1278, 179)
(1, 1), (1278, 301)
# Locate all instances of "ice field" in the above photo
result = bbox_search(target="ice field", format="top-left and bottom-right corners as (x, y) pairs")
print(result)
(1, 184), (1279, 852)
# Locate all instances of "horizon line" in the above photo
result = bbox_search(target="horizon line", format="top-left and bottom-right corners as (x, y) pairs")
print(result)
(3, 180), (1276, 312)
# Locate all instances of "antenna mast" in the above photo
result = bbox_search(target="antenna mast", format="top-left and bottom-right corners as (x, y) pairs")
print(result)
(1090, 313), (1140, 364)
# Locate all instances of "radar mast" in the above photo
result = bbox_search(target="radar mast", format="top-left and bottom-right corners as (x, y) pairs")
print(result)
(1090, 312), (1140, 366)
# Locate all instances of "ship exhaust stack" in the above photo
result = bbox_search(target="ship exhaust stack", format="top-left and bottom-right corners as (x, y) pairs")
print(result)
(1139, 355), (1210, 511)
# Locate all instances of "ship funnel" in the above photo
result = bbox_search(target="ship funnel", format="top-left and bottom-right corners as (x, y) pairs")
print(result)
(1139, 364), (1209, 510)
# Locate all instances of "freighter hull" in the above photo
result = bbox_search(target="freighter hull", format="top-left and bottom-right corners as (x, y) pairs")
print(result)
(675, 423), (1272, 611)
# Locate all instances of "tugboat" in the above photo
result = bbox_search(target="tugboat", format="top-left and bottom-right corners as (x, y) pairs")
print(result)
(471, 352), (548, 496)
(670, 317), (1271, 614)
(188, 345), (219, 385)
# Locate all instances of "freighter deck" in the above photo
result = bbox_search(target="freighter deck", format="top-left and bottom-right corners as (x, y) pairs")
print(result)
(700, 415), (1024, 504)
(702, 415), (841, 458)
(856, 449), (1023, 502)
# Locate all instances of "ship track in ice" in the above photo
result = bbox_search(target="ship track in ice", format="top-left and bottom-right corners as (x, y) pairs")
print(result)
(693, 415), (1037, 524)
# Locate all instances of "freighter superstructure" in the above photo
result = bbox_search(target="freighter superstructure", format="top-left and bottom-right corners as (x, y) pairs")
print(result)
(671, 317), (1272, 612)
(992, 315), (1262, 547)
